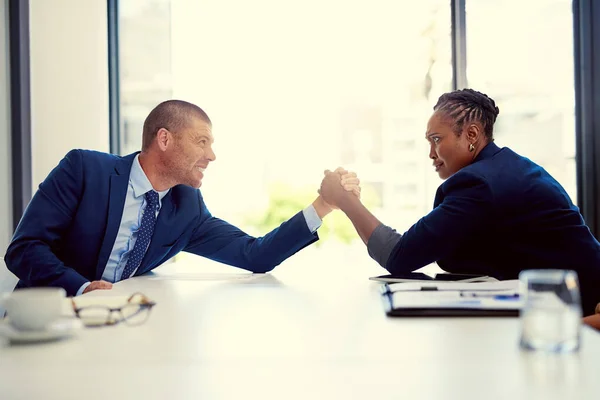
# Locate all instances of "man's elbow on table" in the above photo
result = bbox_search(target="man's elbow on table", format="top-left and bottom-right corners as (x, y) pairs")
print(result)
(247, 262), (279, 274)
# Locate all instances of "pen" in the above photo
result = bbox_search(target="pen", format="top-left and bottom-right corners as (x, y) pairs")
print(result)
(494, 294), (520, 300)
(380, 285), (440, 294)
(460, 292), (520, 300)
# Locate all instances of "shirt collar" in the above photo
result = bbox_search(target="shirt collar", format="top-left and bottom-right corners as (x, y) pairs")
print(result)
(130, 155), (170, 202)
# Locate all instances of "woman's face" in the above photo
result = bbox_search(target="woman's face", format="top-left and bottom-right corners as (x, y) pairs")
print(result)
(425, 112), (475, 180)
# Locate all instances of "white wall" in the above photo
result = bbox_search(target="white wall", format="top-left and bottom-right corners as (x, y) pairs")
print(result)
(0, 0), (17, 301)
(0, 0), (12, 253)
(29, 0), (109, 188)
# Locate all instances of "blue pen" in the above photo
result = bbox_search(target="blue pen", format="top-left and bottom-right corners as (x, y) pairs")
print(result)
(493, 294), (520, 300)
(460, 292), (520, 300)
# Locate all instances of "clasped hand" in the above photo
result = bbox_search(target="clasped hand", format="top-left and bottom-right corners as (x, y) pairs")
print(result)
(320, 167), (361, 210)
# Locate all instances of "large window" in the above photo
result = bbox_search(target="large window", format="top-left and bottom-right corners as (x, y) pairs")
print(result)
(466, 0), (576, 201)
(115, 0), (581, 269)
(118, 0), (452, 257)
(119, 0), (172, 155)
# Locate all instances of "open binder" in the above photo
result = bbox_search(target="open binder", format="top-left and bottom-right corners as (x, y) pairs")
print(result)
(380, 280), (521, 317)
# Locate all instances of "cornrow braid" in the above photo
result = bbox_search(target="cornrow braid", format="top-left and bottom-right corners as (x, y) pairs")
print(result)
(433, 89), (500, 138)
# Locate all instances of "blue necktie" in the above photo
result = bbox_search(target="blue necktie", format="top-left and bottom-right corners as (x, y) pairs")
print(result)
(121, 190), (159, 280)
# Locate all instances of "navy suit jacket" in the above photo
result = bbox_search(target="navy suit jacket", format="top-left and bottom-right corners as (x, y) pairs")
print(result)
(5, 150), (318, 296)
(387, 142), (600, 315)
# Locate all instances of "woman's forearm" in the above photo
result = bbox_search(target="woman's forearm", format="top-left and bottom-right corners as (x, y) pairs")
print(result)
(339, 196), (382, 245)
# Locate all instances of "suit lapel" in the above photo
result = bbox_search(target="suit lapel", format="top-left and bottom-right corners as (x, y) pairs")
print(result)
(95, 154), (137, 280)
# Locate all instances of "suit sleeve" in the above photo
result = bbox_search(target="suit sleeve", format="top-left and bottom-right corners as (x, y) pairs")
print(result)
(4, 150), (89, 295)
(386, 172), (493, 274)
(183, 192), (319, 273)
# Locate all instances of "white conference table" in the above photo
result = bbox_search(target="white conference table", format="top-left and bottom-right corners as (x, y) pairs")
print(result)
(1, 259), (599, 400)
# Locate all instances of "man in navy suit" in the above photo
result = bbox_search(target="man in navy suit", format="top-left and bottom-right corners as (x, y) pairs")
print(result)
(5, 100), (360, 296)
(319, 89), (600, 316)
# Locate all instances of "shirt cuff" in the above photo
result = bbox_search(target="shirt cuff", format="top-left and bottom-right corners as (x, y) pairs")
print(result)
(302, 204), (322, 233)
(367, 223), (402, 268)
(76, 282), (91, 296)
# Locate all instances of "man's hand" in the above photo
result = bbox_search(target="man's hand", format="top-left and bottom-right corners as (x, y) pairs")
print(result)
(319, 168), (382, 245)
(83, 280), (113, 294)
(313, 167), (360, 218)
(338, 169), (361, 199)
(318, 168), (360, 211)
(328, 167), (361, 205)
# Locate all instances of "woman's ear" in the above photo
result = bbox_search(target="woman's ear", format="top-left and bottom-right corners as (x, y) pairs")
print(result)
(465, 123), (482, 144)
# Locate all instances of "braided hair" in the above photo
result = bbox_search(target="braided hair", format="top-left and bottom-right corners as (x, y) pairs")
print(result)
(433, 89), (500, 139)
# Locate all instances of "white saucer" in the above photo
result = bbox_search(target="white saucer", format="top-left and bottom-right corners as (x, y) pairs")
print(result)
(0, 318), (83, 344)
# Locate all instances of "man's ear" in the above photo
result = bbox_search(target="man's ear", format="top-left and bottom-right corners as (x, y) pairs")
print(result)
(156, 128), (170, 151)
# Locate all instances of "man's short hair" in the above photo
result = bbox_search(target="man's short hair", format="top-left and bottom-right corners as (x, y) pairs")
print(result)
(142, 100), (211, 151)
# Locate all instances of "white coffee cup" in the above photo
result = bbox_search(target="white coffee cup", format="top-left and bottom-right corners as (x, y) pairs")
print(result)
(2, 287), (66, 331)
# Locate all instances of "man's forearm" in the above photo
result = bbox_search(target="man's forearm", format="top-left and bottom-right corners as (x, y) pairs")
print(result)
(311, 196), (332, 220)
(5, 239), (89, 296)
(339, 196), (382, 245)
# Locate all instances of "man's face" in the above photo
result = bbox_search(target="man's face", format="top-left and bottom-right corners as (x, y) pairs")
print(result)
(164, 118), (216, 188)
(425, 112), (472, 180)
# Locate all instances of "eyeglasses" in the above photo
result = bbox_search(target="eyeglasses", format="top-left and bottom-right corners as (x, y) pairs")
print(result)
(71, 292), (156, 327)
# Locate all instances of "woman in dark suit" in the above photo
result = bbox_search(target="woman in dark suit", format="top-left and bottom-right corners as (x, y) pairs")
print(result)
(319, 89), (600, 316)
